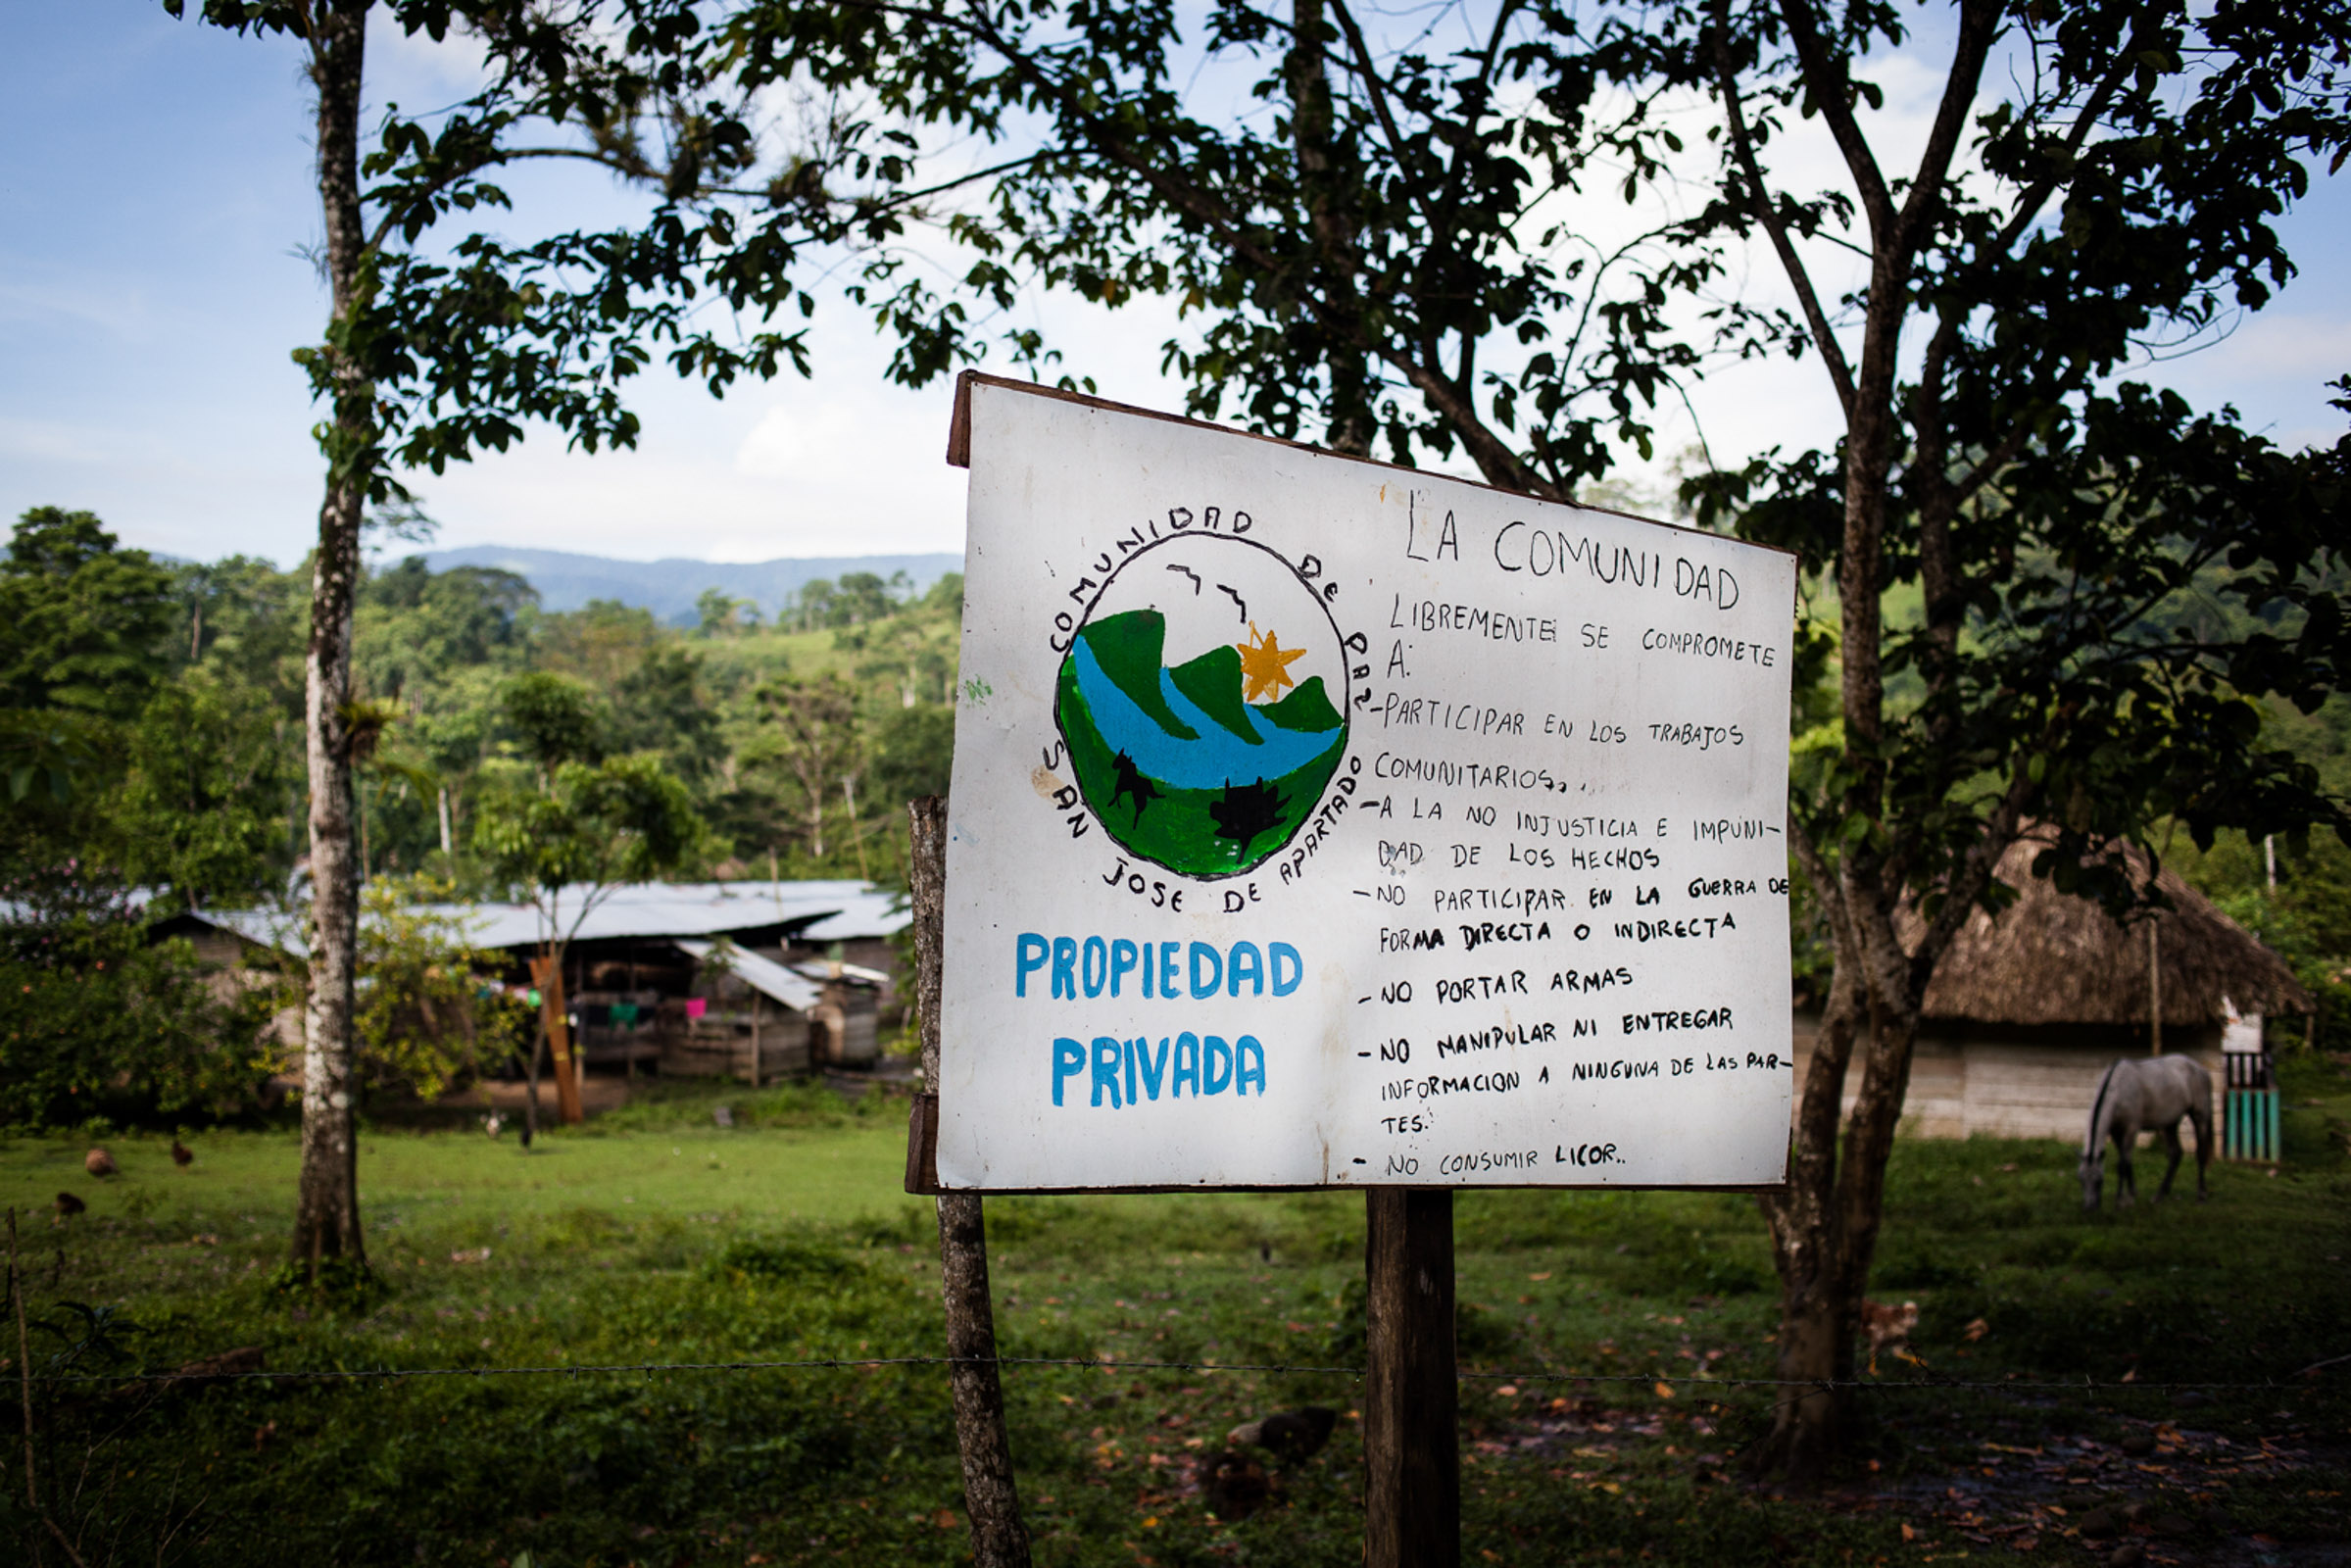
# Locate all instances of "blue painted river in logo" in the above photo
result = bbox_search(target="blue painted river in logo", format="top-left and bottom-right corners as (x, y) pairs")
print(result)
(1069, 637), (1344, 791)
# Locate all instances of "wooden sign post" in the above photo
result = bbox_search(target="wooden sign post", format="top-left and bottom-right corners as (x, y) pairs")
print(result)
(1365, 1189), (1460, 1568)
(911, 373), (1796, 1562)
(909, 796), (1032, 1568)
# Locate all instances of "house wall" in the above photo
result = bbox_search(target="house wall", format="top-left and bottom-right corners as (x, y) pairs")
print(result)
(187, 927), (249, 968)
(660, 996), (814, 1080)
(1791, 1013), (2227, 1143)
(786, 936), (904, 1026)
(811, 980), (880, 1067)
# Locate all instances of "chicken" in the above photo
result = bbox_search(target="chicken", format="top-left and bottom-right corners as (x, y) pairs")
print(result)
(1199, 1450), (1270, 1519)
(1860, 1298), (1922, 1375)
(171, 1138), (194, 1167)
(84, 1148), (117, 1178)
(53, 1192), (85, 1221)
(483, 1111), (504, 1139)
(1226, 1405), (1339, 1464)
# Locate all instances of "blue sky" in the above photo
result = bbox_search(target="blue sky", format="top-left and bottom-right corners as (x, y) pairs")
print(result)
(3, 2), (2346, 568)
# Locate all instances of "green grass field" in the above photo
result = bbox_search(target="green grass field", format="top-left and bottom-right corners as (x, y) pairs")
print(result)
(4, 1062), (2346, 1567)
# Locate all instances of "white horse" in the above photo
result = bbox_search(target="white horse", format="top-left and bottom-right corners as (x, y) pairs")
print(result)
(2080, 1055), (2214, 1211)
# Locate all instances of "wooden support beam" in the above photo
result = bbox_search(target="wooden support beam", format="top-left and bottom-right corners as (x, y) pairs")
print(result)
(909, 794), (1032, 1568)
(1364, 1188), (1460, 1568)
(529, 954), (584, 1125)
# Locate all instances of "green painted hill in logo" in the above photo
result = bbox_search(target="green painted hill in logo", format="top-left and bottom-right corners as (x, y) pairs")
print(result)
(1056, 609), (1347, 878)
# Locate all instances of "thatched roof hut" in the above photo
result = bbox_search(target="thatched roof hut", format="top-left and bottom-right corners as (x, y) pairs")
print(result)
(1910, 829), (2311, 1029)
(1803, 827), (2309, 1142)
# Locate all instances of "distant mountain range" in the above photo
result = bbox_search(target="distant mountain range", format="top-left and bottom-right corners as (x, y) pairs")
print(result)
(418, 546), (964, 625)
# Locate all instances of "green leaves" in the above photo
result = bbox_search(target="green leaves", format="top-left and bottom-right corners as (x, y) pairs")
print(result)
(501, 670), (607, 772)
(115, 670), (293, 909)
(0, 508), (175, 720)
(166, 0), (948, 514)
(351, 873), (509, 1101)
(0, 865), (269, 1128)
(471, 752), (710, 909)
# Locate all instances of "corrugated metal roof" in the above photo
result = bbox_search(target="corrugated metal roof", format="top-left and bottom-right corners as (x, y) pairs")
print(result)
(673, 939), (824, 1010)
(792, 959), (892, 988)
(190, 906), (308, 953)
(177, 880), (906, 957)
(797, 890), (910, 942)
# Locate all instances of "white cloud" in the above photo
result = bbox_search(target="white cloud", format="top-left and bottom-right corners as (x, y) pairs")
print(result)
(734, 402), (854, 480)
(0, 274), (152, 340)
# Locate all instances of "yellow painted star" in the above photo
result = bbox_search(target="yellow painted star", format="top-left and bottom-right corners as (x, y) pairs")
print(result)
(1237, 622), (1305, 704)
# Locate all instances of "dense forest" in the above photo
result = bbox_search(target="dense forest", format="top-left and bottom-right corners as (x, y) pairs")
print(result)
(0, 505), (959, 908)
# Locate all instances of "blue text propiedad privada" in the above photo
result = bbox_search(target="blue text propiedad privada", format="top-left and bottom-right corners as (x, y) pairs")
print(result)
(1051, 1032), (1266, 1107)
(1016, 936), (1300, 1109)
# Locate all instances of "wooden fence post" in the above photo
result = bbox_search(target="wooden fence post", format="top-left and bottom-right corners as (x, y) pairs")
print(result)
(908, 795), (1033, 1568)
(1364, 1188), (1459, 1568)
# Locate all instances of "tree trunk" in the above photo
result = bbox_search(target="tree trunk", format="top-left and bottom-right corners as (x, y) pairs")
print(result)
(290, 0), (373, 1279)
(1755, 898), (1928, 1481)
(1288, 0), (1372, 458)
(1754, 963), (1857, 1480)
(1725, 0), (2001, 1484)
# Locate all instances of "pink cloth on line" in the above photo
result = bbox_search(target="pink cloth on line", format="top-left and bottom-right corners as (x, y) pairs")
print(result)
(684, 998), (708, 1019)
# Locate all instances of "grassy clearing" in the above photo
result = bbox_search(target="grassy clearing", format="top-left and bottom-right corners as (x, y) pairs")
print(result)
(3, 1058), (2346, 1566)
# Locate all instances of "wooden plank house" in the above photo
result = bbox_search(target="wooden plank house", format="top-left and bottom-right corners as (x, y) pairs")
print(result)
(183, 879), (909, 1087)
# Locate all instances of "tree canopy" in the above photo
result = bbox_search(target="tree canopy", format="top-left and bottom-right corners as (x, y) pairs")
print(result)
(698, 0), (2351, 1476)
(0, 508), (174, 719)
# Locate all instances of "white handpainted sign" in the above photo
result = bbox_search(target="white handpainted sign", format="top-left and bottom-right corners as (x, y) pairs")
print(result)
(937, 376), (1796, 1191)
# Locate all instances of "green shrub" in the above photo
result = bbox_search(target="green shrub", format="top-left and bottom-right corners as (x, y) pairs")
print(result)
(0, 863), (268, 1129)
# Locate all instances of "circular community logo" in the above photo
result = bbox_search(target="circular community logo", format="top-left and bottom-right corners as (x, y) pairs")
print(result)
(1055, 532), (1351, 879)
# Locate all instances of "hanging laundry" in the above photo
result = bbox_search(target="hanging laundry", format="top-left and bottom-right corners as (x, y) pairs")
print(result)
(684, 998), (708, 1020)
(610, 1002), (640, 1028)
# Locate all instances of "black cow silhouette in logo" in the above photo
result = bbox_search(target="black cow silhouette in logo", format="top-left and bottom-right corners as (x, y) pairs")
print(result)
(1107, 750), (1161, 824)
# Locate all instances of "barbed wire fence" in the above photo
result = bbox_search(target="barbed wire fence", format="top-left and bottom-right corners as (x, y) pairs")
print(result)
(22, 1351), (2342, 1396)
